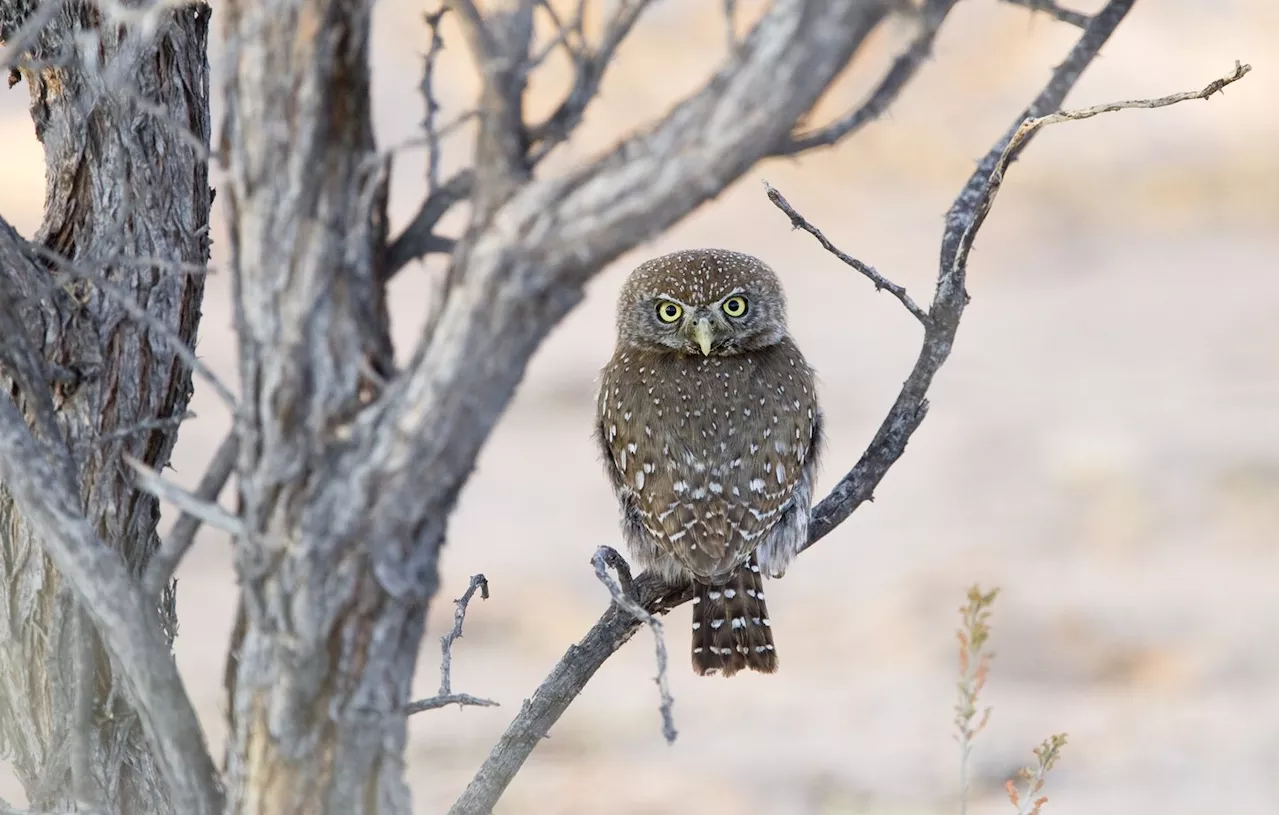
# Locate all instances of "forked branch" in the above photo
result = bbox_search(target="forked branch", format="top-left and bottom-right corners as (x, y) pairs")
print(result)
(407, 573), (499, 713)
(773, 0), (959, 157)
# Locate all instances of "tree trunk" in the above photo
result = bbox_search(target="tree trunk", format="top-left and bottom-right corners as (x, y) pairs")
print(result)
(0, 3), (213, 812)
(217, 0), (407, 811)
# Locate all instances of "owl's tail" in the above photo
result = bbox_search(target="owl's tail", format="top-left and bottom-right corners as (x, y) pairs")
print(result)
(691, 553), (776, 677)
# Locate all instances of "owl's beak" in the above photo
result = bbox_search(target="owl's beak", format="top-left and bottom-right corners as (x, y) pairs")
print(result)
(691, 317), (714, 356)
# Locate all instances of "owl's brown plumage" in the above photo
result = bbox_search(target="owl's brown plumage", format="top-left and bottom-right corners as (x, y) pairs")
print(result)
(597, 248), (822, 677)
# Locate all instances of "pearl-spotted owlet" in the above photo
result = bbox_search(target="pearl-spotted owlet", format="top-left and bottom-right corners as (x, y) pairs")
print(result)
(597, 248), (823, 677)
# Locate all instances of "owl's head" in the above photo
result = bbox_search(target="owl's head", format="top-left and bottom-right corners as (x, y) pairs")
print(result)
(613, 248), (789, 357)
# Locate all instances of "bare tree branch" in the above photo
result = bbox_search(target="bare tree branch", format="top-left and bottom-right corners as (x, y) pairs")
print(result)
(447, 574), (694, 815)
(440, 5), (1258, 812)
(407, 574), (499, 713)
(525, 0), (655, 164)
(592, 547), (676, 744)
(773, 0), (960, 156)
(764, 182), (930, 324)
(141, 430), (239, 596)
(951, 59), (1253, 279)
(525, 0), (585, 76)
(421, 7), (450, 197)
(449, 0), (536, 214)
(406, 693), (500, 714)
(722, 0), (739, 54)
(126, 455), (244, 538)
(0, 400), (222, 815)
(1000, 0), (1091, 28)
(386, 171), (473, 277)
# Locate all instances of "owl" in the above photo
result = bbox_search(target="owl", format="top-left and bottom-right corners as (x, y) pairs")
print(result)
(597, 248), (823, 677)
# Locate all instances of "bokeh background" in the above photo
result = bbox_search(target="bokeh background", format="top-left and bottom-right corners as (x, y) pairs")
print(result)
(1, 1), (1276, 813)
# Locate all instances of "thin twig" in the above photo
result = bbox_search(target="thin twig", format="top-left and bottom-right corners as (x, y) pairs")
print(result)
(125, 455), (245, 538)
(592, 546), (676, 745)
(951, 60), (1252, 281)
(421, 7), (450, 197)
(525, 0), (585, 76)
(764, 182), (930, 325)
(722, 0), (738, 54)
(407, 574), (498, 714)
(142, 430), (239, 596)
(406, 693), (500, 714)
(1000, 0), (1091, 28)
(525, 0), (654, 165)
(773, 0), (959, 156)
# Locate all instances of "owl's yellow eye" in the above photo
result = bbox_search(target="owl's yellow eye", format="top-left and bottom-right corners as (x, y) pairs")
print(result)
(721, 296), (748, 318)
(656, 301), (683, 323)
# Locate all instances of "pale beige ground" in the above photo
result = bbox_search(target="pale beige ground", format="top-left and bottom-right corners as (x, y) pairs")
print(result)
(1, 2), (1276, 814)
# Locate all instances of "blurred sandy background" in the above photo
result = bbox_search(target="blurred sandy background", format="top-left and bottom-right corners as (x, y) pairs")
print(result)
(1, 1), (1276, 813)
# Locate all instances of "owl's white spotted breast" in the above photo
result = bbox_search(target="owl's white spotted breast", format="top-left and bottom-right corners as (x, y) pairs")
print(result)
(599, 338), (818, 581)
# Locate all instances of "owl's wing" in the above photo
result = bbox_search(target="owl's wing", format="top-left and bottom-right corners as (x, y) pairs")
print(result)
(639, 419), (813, 580)
(599, 344), (819, 583)
(640, 359), (819, 580)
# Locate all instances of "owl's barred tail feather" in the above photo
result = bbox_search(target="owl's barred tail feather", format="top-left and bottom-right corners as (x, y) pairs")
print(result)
(691, 554), (776, 677)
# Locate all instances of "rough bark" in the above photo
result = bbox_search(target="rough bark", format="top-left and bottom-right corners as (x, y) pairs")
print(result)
(0, 2), (215, 813)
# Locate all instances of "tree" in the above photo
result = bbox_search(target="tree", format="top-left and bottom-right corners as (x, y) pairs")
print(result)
(0, 1), (1248, 813)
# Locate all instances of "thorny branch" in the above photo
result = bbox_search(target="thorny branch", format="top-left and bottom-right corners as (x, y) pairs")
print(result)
(422, 7), (450, 197)
(448, 7), (1254, 814)
(406, 574), (498, 714)
(592, 546), (676, 744)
